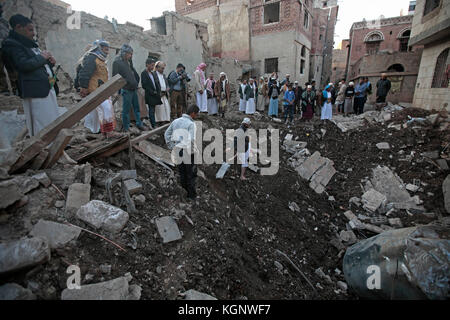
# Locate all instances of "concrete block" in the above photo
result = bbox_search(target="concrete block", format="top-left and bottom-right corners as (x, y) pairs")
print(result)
(184, 290), (217, 300)
(66, 183), (91, 215)
(376, 142), (391, 150)
(124, 179), (142, 196)
(155, 217), (182, 244)
(30, 220), (81, 249)
(76, 201), (129, 233)
(32, 172), (52, 188)
(0, 179), (23, 209)
(0, 238), (50, 275)
(362, 189), (387, 212)
(61, 276), (141, 300)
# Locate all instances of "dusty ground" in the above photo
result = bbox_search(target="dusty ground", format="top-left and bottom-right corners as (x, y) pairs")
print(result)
(0, 105), (448, 300)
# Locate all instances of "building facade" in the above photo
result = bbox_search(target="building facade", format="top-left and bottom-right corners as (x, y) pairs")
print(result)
(409, 0), (450, 111)
(345, 15), (423, 104)
(175, 0), (338, 87)
(331, 39), (350, 84)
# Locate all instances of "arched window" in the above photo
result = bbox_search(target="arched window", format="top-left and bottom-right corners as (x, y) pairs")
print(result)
(387, 64), (405, 72)
(398, 29), (411, 52)
(364, 31), (384, 55)
(432, 48), (450, 88)
(301, 46), (306, 57)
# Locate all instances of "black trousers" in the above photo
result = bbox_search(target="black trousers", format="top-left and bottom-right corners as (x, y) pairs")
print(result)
(354, 97), (366, 115)
(178, 149), (197, 199)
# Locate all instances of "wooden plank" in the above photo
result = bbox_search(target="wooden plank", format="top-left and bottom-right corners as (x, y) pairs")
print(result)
(31, 150), (49, 170)
(9, 75), (126, 174)
(71, 135), (129, 163)
(135, 141), (175, 167)
(43, 129), (74, 169)
(95, 124), (171, 159)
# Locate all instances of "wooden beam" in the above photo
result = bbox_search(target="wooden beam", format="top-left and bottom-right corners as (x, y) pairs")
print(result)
(134, 141), (175, 167)
(69, 135), (129, 163)
(42, 129), (74, 169)
(9, 75), (126, 173)
(96, 124), (170, 159)
(31, 150), (49, 170)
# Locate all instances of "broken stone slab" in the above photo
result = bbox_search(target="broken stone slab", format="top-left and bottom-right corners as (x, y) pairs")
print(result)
(11, 176), (40, 195)
(363, 223), (384, 234)
(406, 184), (420, 193)
(444, 175), (450, 214)
(297, 152), (327, 181)
(133, 195), (146, 206)
(343, 210), (358, 221)
(123, 179), (142, 196)
(184, 289), (217, 301)
(389, 218), (403, 228)
(371, 166), (412, 204)
(61, 276), (141, 300)
(436, 159), (449, 171)
(0, 179), (24, 209)
(0, 238), (50, 275)
(361, 189), (387, 213)
(76, 201), (129, 233)
(309, 159), (336, 194)
(340, 230), (358, 245)
(288, 202), (301, 213)
(66, 183), (91, 216)
(32, 172), (52, 188)
(284, 134), (293, 141)
(376, 142), (391, 150)
(46, 169), (76, 190)
(0, 283), (36, 300)
(349, 219), (365, 230)
(422, 151), (440, 160)
(30, 220), (81, 249)
(155, 216), (182, 244)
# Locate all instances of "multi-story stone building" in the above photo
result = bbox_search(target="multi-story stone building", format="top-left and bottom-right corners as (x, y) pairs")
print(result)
(345, 14), (423, 104)
(331, 39), (350, 84)
(409, 0), (450, 111)
(175, 0), (338, 87)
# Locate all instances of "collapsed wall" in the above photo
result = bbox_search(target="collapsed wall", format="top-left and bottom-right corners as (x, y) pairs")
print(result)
(2, 0), (244, 94)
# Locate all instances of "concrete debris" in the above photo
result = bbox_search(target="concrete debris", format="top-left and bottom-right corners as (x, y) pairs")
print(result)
(61, 276), (141, 300)
(337, 281), (348, 292)
(288, 202), (301, 213)
(155, 217), (182, 244)
(339, 231), (358, 245)
(12, 176), (40, 195)
(76, 201), (129, 233)
(343, 211), (358, 221)
(66, 183), (91, 216)
(124, 179), (142, 196)
(283, 140), (307, 154)
(0, 238), (50, 275)
(30, 220), (81, 249)
(0, 179), (23, 209)
(0, 283), (36, 300)
(436, 159), (449, 171)
(315, 268), (333, 284)
(444, 175), (450, 214)
(216, 162), (231, 180)
(388, 218), (404, 228)
(363, 223), (385, 234)
(55, 201), (65, 209)
(32, 172), (52, 188)
(406, 184), (420, 193)
(133, 195), (146, 206)
(361, 189), (387, 213)
(183, 289), (217, 300)
(376, 142), (390, 150)
(100, 264), (112, 275)
(297, 152), (336, 194)
(422, 151), (440, 160)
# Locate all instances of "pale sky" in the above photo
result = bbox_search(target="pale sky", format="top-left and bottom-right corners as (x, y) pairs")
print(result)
(65, 0), (411, 48)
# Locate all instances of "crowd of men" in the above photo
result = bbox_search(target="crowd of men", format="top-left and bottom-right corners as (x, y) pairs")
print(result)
(237, 72), (392, 124)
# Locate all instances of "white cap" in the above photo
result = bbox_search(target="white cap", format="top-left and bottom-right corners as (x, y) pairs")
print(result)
(242, 118), (251, 125)
(307, 85), (312, 89)
(349, 82), (354, 86)
(329, 83), (334, 86)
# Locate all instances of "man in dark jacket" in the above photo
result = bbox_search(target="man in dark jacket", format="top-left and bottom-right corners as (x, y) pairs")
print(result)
(141, 58), (160, 129)
(2, 14), (60, 137)
(168, 63), (191, 119)
(112, 44), (143, 132)
(376, 73), (391, 109)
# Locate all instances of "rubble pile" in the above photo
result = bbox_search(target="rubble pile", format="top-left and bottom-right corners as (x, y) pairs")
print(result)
(0, 99), (449, 300)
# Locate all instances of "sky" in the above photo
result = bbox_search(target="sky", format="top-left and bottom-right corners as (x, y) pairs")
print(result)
(65, 0), (411, 48)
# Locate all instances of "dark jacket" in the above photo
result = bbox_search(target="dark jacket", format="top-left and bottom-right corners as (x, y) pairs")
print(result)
(376, 78), (391, 98)
(294, 86), (303, 103)
(268, 83), (280, 99)
(244, 84), (257, 100)
(141, 69), (162, 106)
(345, 86), (355, 98)
(112, 55), (139, 91)
(77, 53), (97, 89)
(1, 30), (58, 98)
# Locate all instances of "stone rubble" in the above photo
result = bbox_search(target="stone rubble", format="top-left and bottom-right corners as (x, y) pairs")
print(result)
(76, 200), (129, 233)
(29, 220), (81, 249)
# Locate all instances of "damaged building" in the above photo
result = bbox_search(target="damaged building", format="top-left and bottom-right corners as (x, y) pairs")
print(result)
(345, 14), (423, 105)
(175, 0), (338, 88)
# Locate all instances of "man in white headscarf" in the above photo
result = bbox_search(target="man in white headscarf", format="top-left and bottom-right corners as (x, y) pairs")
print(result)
(154, 61), (171, 123)
(194, 63), (208, 113)
(216, 72), (230, 118)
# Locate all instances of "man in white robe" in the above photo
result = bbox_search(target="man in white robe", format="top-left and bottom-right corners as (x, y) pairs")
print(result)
(194, 63), (208, 113)
(154, 61), (171, 123)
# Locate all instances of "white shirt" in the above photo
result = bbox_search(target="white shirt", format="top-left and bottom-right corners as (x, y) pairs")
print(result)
(148, 71), (156, 87)
(157, 71), (166, 91)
